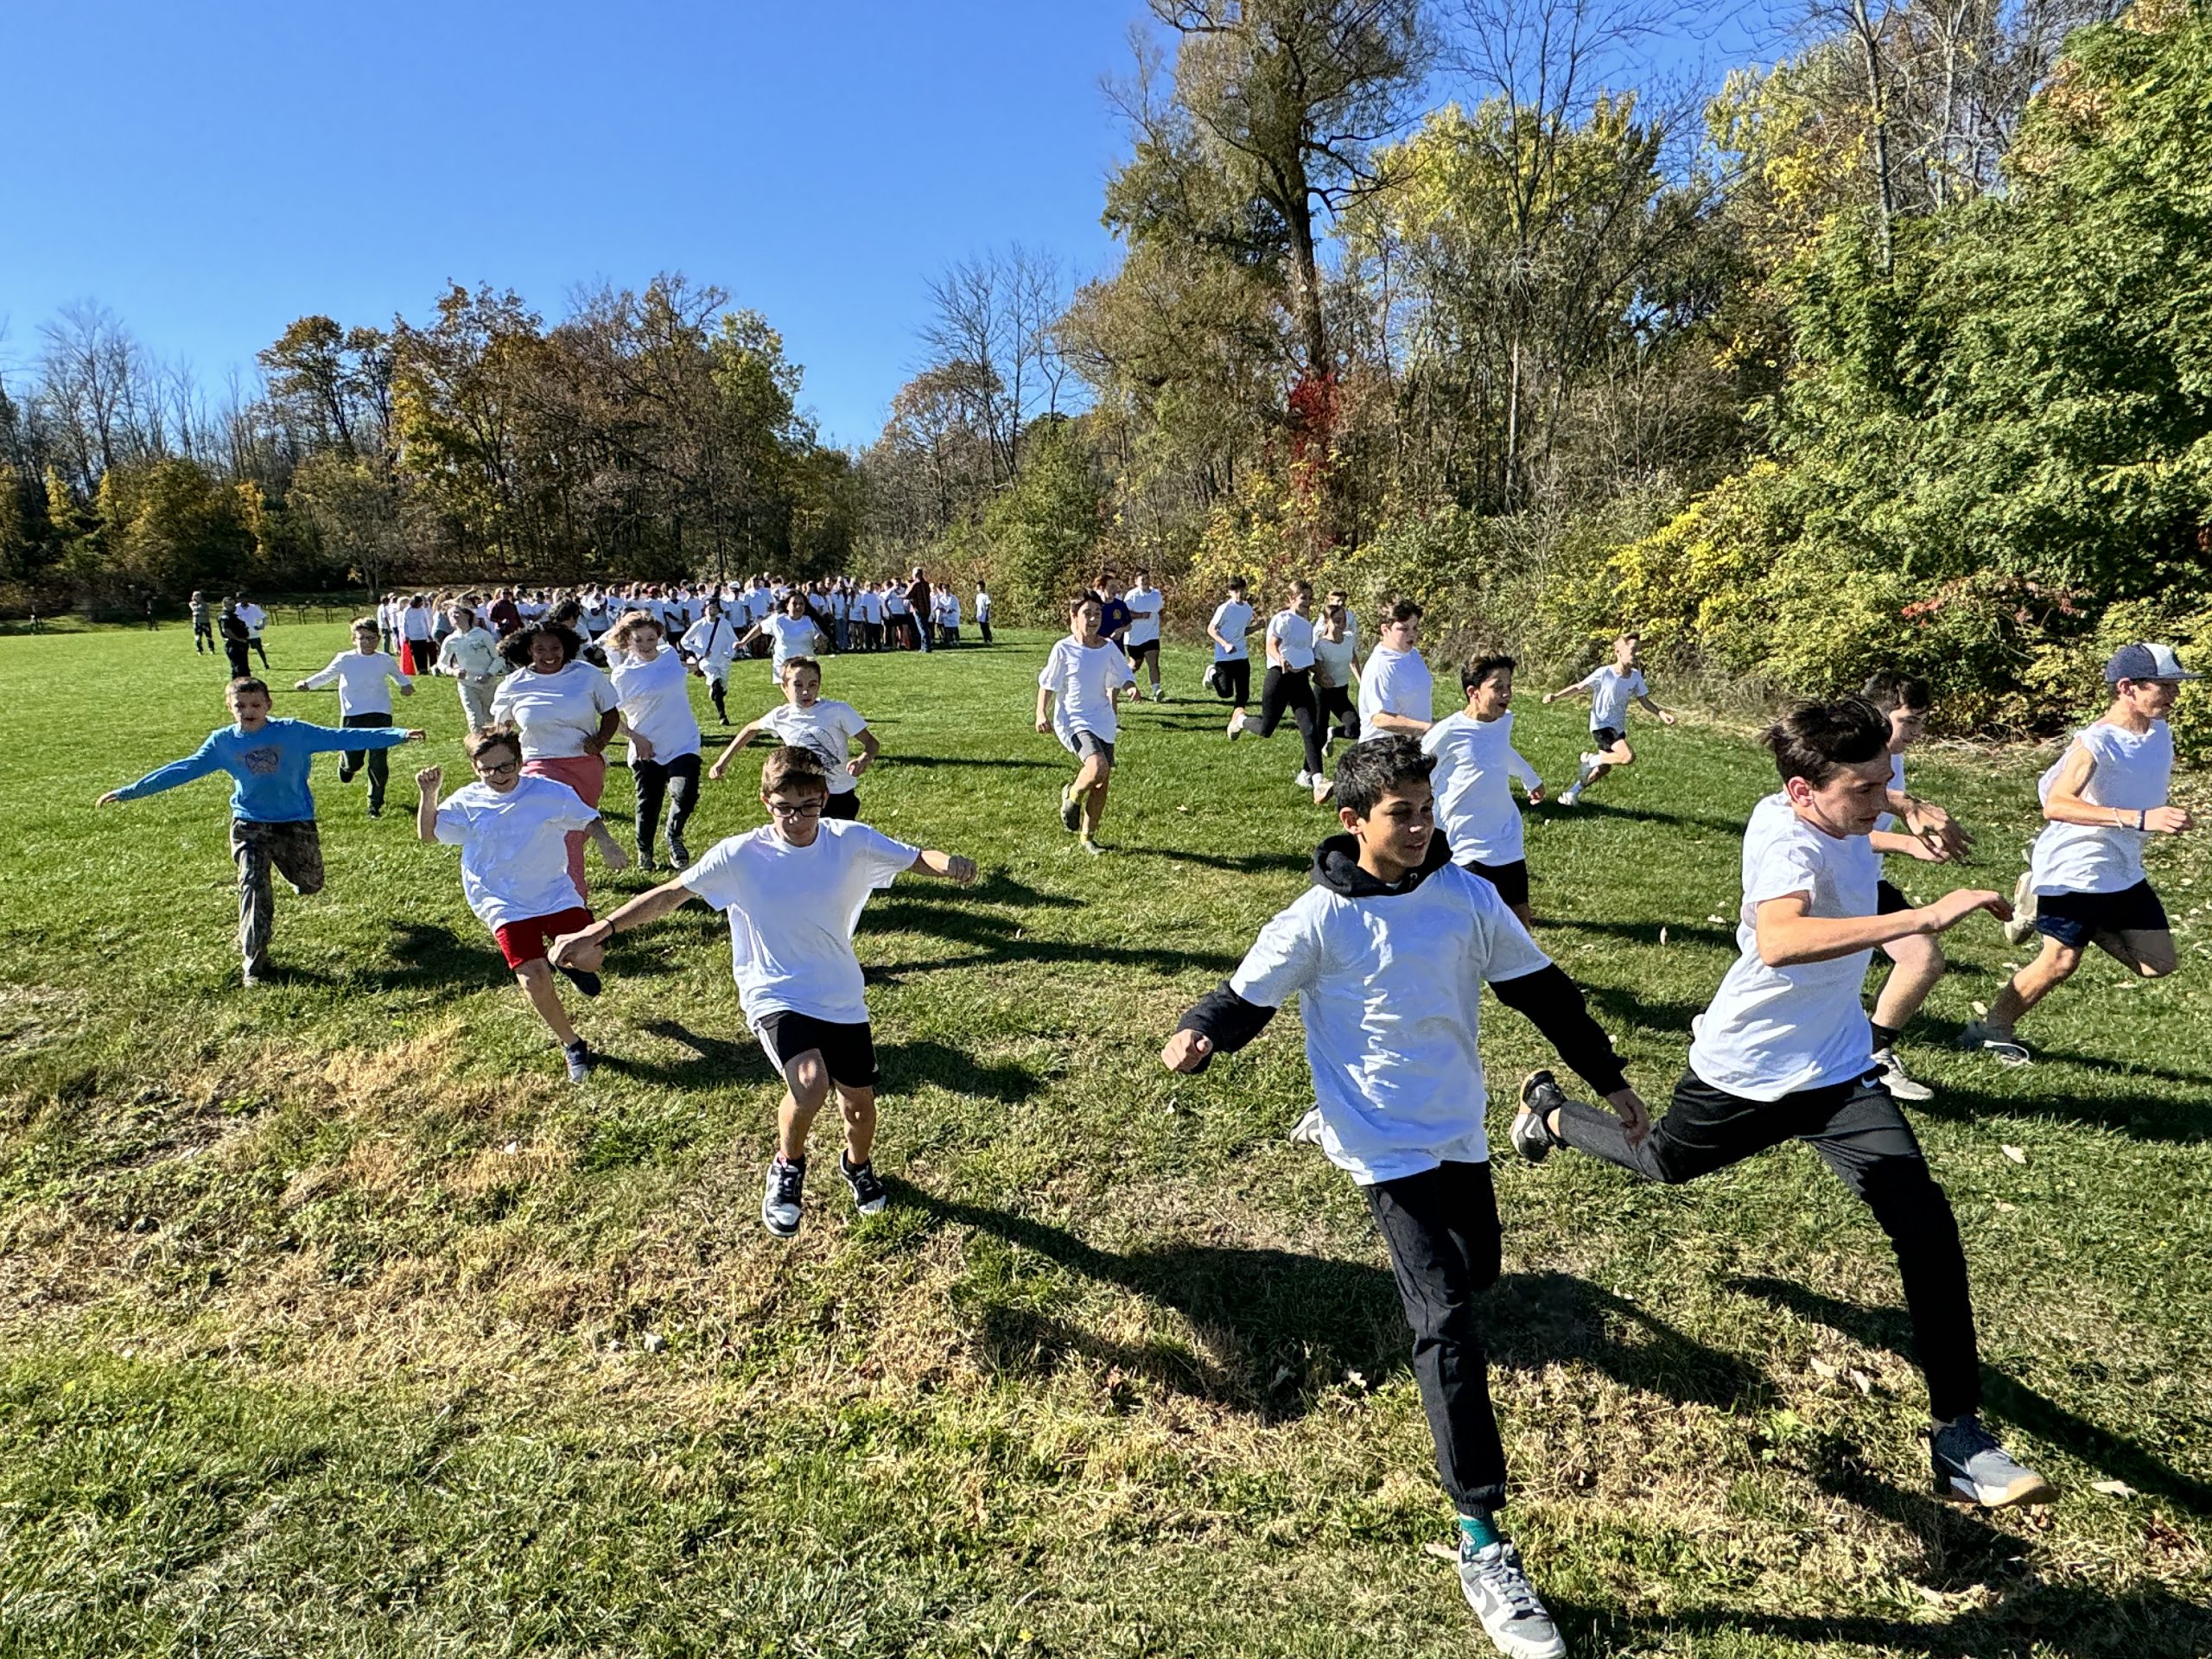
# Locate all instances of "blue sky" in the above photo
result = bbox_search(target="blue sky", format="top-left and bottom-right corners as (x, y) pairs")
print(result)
(2, 1), (1770, 449)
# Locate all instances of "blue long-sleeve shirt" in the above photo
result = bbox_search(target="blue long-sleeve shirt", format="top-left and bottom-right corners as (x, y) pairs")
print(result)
(113, 718), (410, 823)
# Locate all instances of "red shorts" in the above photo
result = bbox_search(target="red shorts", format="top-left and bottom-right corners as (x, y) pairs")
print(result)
(493, 906), (594, 969)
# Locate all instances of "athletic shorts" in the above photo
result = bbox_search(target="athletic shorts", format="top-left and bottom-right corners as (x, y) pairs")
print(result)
(1067, 729), (1116, 766)
(753, 1009), (880, 1088)
(821, 790), (859, 821)
(2032, 880), (2168, 948)
(1127, 639), (1160, 668)
(1592, 725), (1626, 750)
(493, 906), (594, 969)
(1876, 879), (1909, 915)
(1463, 858), (1530, 911)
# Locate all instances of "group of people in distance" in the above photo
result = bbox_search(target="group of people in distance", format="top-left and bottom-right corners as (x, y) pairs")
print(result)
(91, 567), (2202, 1659)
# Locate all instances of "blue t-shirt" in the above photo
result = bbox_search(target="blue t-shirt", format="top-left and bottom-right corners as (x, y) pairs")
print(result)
(115, 718), (410, 823)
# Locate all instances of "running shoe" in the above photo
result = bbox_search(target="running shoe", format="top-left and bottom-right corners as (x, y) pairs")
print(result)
(1872, 1046), (1934, 1102)
(2002, 871), (2038, 945)
(1077, 836), (1104, 857)
(1512, 1070), (1568, 1164)
(560, 965), (602, 999)
(563, 1039), (595, 1083)
(1955, 1020), (2031, 1065)
(1059, 785), (1083, 833)
(1458, 1537), (1567, 1659)
(761, 1154), (805, 1237)
(1227, 709), (1246, 741)
(367, 805), (382, 819)
(637, 851), (658, 874)
(240, 961), (265, 989)
(1294, 769), (1314, 788)
(840, 1154), (888, 1215)
(668, 834), (690, 868)
(1287, 1106), (1325, 1147)
(1313, 778), (1336, 805)
(1932, 1415), (2053, 1508)
(1149, 686), (1166, 702)
(1557, 785), (1582, 807)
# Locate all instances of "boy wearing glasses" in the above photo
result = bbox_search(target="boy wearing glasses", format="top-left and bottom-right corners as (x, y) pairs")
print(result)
(550, 747), (978, 1236)
(416, 723), (620, 1084)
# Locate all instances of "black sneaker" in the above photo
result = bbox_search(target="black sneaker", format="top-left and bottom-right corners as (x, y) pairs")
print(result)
(560, 965), (603, 999)
(762, 1154), (805, 1237)
(563, 1039), (595, 1084)
(1932, 1415), (2053, 1507)
(840, 1154), (888, 1215)
(667, 834), (690, 868)
(1058, 785), (1083, 833)
(1511, 1071), (1568, 1164)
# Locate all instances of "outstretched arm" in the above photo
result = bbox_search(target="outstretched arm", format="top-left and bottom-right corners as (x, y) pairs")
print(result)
(709, 721), (765, 779)
(1635, 692), (1676, 726)
(849, 728), (881, 777)
(1541, 678), (1591, 706)
(1755, 887), (2010, 967)
(549, 877), (697, 968)
(99, 736), (224, 805)
(1885, 791), (1970, 860)
(908, 849), (977, 885)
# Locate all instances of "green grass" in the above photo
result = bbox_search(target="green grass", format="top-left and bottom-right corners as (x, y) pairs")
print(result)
(2, 622), (2209, 1658)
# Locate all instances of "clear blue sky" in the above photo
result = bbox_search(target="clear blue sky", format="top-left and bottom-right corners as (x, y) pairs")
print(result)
(1, 1), (1770, 450)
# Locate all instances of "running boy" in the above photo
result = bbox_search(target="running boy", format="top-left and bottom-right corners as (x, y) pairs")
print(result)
(1122, 569), (1166, 701)
(1960, 643), (2197, 1062)
(1164, 734), (1645, 1659)
(1254, 579), (1329, 799)
(1510, 696), (2051, 1512)
(1544, 632), (1675, 806)
(96, 677), (424, 985)
(710, 656), (880, 821)
(1037, 592), (1136, 855)
(1357, 599), (1433, 743)
(1207, 576), (1256, 737)
(550, 746), (976, 1236)
(416, 725), (615, 1084)
(295, 617), (416, 818)
(1421, 653), (1544, 927)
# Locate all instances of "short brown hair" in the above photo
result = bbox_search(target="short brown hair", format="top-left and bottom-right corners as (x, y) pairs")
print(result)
(760, 744), (830, 800)
(465, 722), (524, 764)
(779, 655), (822, 683)
(351, 615), (379, 634)
(607, 609), (664, 651)
(1763, 696), (1888, 787)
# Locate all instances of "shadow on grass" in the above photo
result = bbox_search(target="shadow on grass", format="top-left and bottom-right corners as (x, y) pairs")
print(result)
(1104, 844), (1309, 878)
(1552, 916), (1738, 951)
(862, 901), (1240, 979)
(884, 753), (1065, 772)
(1909, 1065), (2212, 1145)
(1729, 1274), (2212, 1517)
(598, 1019), (1045, 1103)
(1532, 798), (1747, 836)
(1579, 981), (1707, 1039)
(906, 1187), (1765, 1422)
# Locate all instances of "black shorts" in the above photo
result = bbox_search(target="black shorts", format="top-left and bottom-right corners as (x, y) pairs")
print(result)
(1463, 858), (1530, 910)
(2033, 880), (2169, 948)
(822, 791), (859, 821)
(753, 1010), (879, 1089)
(1070, 730), (1116, 766)
(1127, 639), (1160, 668)
(1876, 879), (1909, 915)
(1592, 726), (1626, 750)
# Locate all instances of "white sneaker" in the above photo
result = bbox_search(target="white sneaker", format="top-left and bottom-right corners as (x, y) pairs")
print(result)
(1287, 1107), (1325, 1147)
(1294, 769), (1313, 788)
(1558, 785), (1581, 807)
(1872, 1046), (1934, 1102)
(1227, 710), (1246, 741)
(1956, 1020), (2031, 1065)
(1574, 753), (1602, 788)
(2002, 871), (2038, 945)
(1458, 1539), (1567, 1659)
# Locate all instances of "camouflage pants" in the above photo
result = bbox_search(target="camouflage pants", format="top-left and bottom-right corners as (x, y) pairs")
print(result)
(230, 818), (324, 970)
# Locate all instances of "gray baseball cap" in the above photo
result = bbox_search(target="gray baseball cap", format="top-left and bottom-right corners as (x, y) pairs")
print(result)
(2105, 642), (2200, 683)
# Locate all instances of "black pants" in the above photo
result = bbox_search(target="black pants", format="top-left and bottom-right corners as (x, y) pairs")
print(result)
(1214, 658), (1251, 708)
(1319, 682), (1358, 742)
(339, 711), (394, 810)
(1367, 1159), (1508, 1512)
(194, 619), (214, 653)
(1256, 665), (1325, 776)
(978, 616), (993, 645)
(706, 675), (728, 724)
(225, 639), (251, 677)
(248, 635), (270, 667)
(633, 752), (702, 855)
(1554, 1069), (1980, 1421)
(822, 790), (859, 820)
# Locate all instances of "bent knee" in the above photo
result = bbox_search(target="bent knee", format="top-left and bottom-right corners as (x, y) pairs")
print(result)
(2137, 950), (2178, 979)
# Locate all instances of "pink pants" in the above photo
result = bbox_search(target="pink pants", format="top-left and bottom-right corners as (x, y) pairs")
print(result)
(523, 753), (607, 897)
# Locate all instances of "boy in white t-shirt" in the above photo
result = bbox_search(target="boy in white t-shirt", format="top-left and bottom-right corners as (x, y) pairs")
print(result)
(679, 601), (741, 726)
(1164, 735), (1646, 1659)
(1037, 592), (1137, 855)
(1543, 632), (1674, 806)
(710, 656), (880, 820)
(1253, 579), (1329, 798)
(551, 747), (976, 1236)
(417, 724), (614, 1084)
(295, 617), (415, 817)
(973, 580), (993, 646)
(1512, 696), (2052, 1513)
(1206, 576), (1256, 735)
(1122, 569), (1166, 702)
(1961, 643), (2198, 1062)
(1421, 652), (1544, 928)
(1357, 599), (1433, 745)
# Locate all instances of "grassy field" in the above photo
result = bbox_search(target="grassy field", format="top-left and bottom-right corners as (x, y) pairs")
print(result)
(2, 620), (2209, 1658)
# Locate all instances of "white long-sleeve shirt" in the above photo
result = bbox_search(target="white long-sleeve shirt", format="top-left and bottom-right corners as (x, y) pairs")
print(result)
(302, 650), (410, 717)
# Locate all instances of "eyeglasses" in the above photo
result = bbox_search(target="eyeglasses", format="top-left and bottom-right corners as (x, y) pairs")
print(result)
(764, 798), (823, 820)
(474, 760), (521, 778)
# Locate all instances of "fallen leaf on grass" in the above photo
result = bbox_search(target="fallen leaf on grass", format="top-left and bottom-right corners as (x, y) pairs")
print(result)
(2002, 1145), (2028, 1165)
(2092, 1479), (2139, 1498)
(1423, 1541), (1460, 1564)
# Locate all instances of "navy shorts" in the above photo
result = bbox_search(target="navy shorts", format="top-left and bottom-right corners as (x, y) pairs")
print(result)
(1592, 726), (1626, 750)
(2033, 880), (2168, 948)
(754, 1010), (879, 1089)
(1464, 858), (1530, 911)
(1876, 879), (1909, 915)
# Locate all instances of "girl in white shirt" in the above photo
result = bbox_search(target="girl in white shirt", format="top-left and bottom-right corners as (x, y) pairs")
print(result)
(437, 602), (504, 731)
(607, 613), (706, 871)
(1253, 580), (1329, 801)
(295, 617), (416, 817)
(490, 621), (628, 898)
(417, 724), (621, 1084)
(1314, 590), (1361, 747)
(1037, 592), (1135, 855)
(740, 591), (830, 683)
(711, 656), (880, 820)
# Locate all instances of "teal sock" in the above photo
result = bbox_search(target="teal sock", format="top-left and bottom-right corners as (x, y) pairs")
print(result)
(1457, 1511), (1502, 1551)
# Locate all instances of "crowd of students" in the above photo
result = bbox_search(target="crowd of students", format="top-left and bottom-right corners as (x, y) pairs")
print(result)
(98, 569), (2201, 1659)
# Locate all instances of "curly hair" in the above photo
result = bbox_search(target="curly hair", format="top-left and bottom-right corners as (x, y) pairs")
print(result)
(497, 621), (584, 671)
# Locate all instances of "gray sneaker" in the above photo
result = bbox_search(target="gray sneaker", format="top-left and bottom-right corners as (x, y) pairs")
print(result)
(1287, 1106), (1325, 1147)
(1872, 1046), (1933, 1102)
(1511, 1071), (1569, 1164)
(1458, 1538), (1567, 1659)
(2001, 871), (2038, 945)
(1932, 1415), (2053, 1508)
(761, 1154), (805, 1238)
(1955, 1020), (2031, 1065)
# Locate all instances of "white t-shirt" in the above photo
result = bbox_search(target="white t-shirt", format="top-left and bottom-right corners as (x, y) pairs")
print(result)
(682, 821), (921, 1024)
(1229, 860), (1553, 1184)
(237, 602), (268, 638)
(610, 649), (702, 766)
(2027, 721), (2173, 897)
(1039, 636), (1136, 747)
(1209, 600), (1254, 661)
(860, 590), (884, 624)
(401, 605), (435, 642)
(1357, 645), (1433, 741)
(1421, 711), (1541, 866)
(1688, 792), (1880, 1102)
(302, 651), (410, 718)
(1313, 632), (1358, 690)
(973, 589), (990, 621)
(761, 614), (823, 675)
(760, 700), (869, 796)
(1578, 665), (1649, 734)
(1267, 609), (1317, 672)
(433, 774), (594, 929)
(939, 592), (962, 626)
(490, 659), (620, 760)
(1123, 586), (1163, 647)
(681, 614), (740, 675)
